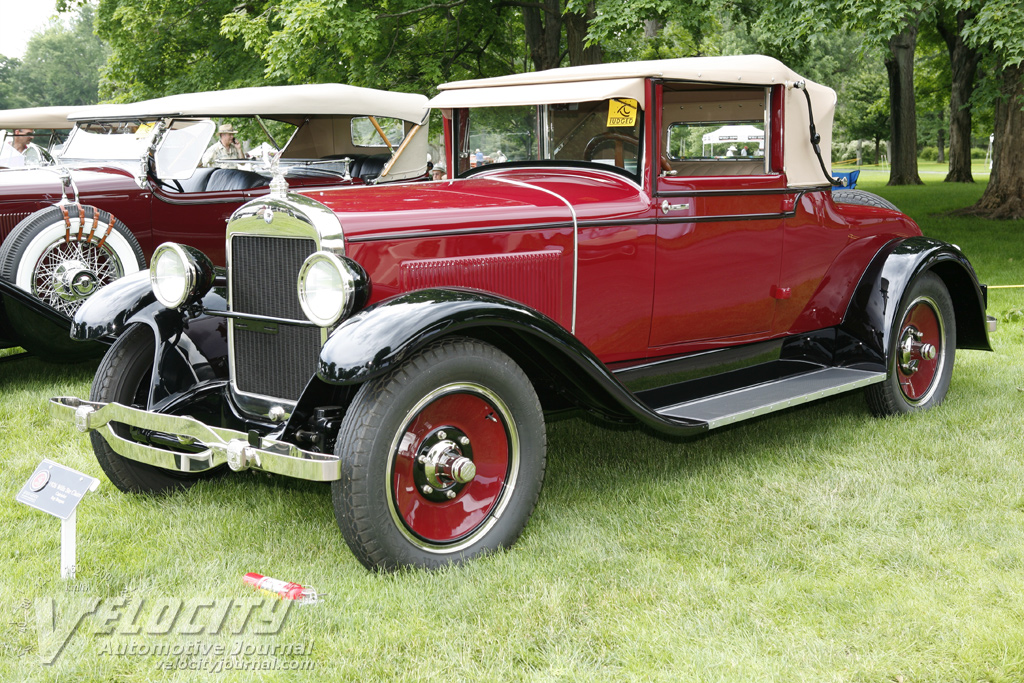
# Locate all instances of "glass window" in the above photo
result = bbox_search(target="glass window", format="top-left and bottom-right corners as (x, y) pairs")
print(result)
(351, 116), (406, 148)
(660, 86), (769, 176)
(456, 99), (643, 178)
(62, 121), (150, 161)
(666, 121), (765, 160)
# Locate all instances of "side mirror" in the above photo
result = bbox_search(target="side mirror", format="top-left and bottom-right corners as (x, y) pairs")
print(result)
(153, 120), (216, 180)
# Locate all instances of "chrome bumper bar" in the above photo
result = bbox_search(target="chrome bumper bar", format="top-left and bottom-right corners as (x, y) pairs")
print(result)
(49, 397), (340, 481)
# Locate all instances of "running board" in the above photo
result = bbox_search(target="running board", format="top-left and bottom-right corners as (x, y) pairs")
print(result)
(654, 367), (885, 430)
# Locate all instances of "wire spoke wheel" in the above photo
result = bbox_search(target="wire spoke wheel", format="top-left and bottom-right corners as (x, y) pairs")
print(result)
(30, 235), (126, 317)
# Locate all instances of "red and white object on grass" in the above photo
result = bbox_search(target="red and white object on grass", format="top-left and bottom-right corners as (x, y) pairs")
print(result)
(243, 572), (320, 604)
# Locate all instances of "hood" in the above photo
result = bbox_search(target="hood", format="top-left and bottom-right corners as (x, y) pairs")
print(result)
(0, 163), (137, 205)
(300, 168), (644, 242)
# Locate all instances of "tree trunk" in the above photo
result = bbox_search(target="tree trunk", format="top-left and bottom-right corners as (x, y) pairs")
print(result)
(937, 9), (981, 183)
(566, 1), (601, 66)
(936, 126), (944, 163)
(958, 64), (1024, 219)
(644, 19), (662, 39)
(885, 25), (923, 185)
(523, 0), (562, 72)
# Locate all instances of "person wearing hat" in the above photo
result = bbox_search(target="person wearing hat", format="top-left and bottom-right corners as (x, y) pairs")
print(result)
(202, 123), (244, 167)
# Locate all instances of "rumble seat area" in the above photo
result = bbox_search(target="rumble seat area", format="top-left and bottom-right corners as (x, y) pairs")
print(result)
(348, 154), (390, 181)
(205, 168), (269, 192)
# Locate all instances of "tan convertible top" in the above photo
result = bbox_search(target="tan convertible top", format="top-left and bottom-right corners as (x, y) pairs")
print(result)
(0, 105), (88, 130)
(432, 55), (837, 187)
(73, 84), (429, 125)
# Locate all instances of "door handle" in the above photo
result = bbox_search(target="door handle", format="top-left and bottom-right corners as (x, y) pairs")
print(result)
(661, 200), (690, 215)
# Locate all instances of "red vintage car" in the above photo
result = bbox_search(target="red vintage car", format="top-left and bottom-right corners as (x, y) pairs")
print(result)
(0, 84), (429, 359)
(52, 56), (993, 571)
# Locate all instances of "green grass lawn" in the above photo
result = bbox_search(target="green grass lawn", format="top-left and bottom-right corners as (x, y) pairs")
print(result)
(2, 177), (1024, 682)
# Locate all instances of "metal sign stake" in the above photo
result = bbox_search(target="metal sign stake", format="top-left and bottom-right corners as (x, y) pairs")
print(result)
(16, 459), (99, 581)
(61, 509), (77, 580)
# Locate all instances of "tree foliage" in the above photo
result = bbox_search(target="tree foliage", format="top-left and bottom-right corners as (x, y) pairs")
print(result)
(0, 4), (107, 108)
(95, 0), (269, 101)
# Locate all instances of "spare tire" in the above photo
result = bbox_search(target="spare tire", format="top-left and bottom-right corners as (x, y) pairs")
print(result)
(831, 189), (900, 212)
(0, 204), (145, 361)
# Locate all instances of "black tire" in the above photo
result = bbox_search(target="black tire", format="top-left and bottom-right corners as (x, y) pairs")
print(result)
(90, 324), (217, 494)
(866, 272), (956, 416)
(832, 189), (900, 212)
(332, 337), (547, 571)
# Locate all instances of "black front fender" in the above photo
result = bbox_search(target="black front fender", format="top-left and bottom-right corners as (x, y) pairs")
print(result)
(73, 270), (231, 406)
(0, 278), (107, 356)
(839, 236), (992, 368)
(317, 288), (707, 435)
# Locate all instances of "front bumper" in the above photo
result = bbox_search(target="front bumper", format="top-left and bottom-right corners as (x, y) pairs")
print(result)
(49, 396), (340, 481)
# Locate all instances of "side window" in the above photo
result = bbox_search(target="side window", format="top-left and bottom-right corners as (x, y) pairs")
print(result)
(661, 87), (769, 176)
(351, 117), (406, 148)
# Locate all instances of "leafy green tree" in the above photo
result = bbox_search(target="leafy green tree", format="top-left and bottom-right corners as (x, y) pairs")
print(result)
(220, 0), (528, 95)
(14, 4), (108, 107)
(955, 0), (1024, 219)
(835, 57), (891, 164)
(935, 5), (982, 182)
(95, 0), (269, 101)
(0, 57), (26, 109)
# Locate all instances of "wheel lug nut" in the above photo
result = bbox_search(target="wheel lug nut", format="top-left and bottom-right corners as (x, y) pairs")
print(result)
(418, 455), (427, 464)
(446, 490), (457, 500)
(459, 436), (469, 446)
(437, 430), (447, 440)
(421, 485), (433, 494)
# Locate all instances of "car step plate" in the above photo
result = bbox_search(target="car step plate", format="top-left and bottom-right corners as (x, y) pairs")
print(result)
(656, 367), (885, 430)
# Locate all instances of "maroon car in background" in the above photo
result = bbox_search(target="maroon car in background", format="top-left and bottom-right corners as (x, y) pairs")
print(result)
(0, 84), (429, 359)
(52, 56), (995, 571)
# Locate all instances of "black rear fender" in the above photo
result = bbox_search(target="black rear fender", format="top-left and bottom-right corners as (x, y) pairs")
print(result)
(839, 236), (991, 368)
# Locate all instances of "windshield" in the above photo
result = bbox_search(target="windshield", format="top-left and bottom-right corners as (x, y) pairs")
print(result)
(455, 99), (643, 179)
(61, 121), (150, 161)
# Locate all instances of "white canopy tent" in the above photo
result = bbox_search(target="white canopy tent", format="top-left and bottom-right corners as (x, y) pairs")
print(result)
(701, 124), (764, 157)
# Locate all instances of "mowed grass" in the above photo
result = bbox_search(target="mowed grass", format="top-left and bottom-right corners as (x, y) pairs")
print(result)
(2, 177), (1024, 682)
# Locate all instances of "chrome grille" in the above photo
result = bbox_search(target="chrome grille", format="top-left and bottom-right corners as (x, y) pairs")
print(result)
(230, 235), (319, 401)
(231, 236), (315, 319)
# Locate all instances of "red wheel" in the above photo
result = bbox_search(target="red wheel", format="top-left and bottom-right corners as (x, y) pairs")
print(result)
(867, 272), (956, 416)
(389, 385), (517, 547)
(332, 338), (546, 570)
(895, 298), (944, 403)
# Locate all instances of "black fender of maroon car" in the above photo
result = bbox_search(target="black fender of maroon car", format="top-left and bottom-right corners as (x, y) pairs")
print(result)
(839, 236), (991, 367)
(73, 269), (232, 408)
(0, 277), (107, 358)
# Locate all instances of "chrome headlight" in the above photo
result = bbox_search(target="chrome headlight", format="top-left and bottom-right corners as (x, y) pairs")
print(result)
(297, 251), (369, 327)
(150, 242), (215, 309)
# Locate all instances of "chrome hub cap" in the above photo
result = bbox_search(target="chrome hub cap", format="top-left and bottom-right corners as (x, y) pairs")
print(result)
(414, 427), (476, 502)
(897, 325), (936, 375)
(54, 260), (100, 302)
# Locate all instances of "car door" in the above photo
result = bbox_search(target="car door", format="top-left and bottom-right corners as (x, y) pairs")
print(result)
(649, 82), (790, 350)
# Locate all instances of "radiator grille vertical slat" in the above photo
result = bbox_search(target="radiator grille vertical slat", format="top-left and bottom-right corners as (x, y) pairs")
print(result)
(229, 235), (320, 401)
